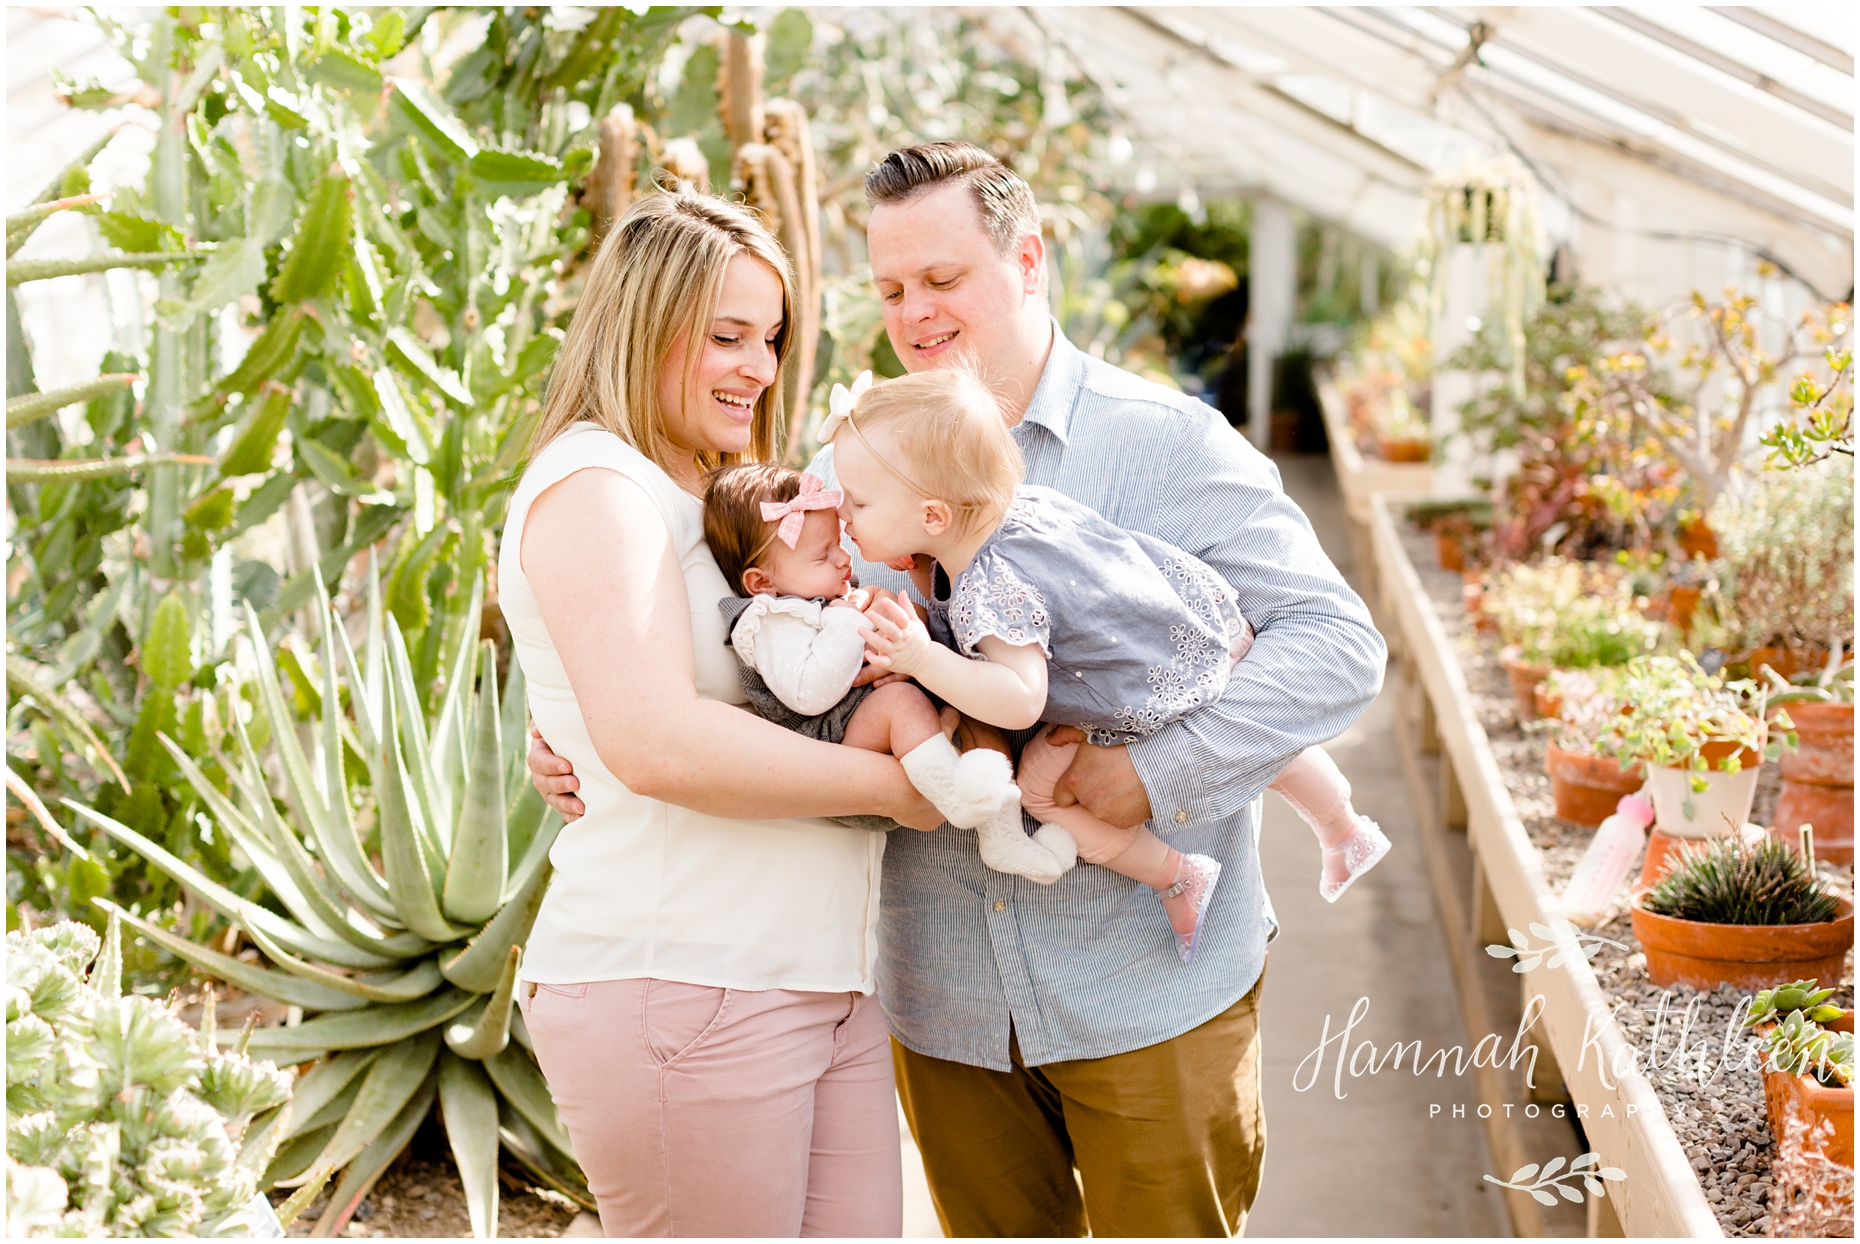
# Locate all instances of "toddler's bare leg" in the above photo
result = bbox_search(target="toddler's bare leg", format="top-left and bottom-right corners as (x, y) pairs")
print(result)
(841, 682), (943, 756)
(1271, 747), (1391, 901)
(846, 683), (1018, 831)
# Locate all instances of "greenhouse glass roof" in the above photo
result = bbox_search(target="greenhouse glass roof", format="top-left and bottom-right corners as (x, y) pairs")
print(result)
(1039, 6), (1854, 300)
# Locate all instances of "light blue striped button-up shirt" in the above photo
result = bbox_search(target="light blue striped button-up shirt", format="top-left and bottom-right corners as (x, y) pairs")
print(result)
(810, 325), (1386, 1071)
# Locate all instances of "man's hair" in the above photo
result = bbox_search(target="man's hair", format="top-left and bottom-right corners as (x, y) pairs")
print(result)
(845, 369), (1023, 534)
(702, 462), (803, 597)
(863, 142), (1041, 255)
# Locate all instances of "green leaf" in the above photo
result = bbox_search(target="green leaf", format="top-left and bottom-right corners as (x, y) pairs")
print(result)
(484, 1045), (575, 1158)
(183, 485), (236, 533)
(377, 686), (470, 944)
(7, 251), (206, 284)
(298, 434), (365, 495)
(468, 148), (565, 198)
(270, 167), (355, 305)
(371, 365), (431, 465)
(307, 48), (384, 94)
(443, 945), (519, 1060)
(142, 592), (193, 690)
(279, 1051), (381, 1142)
(219, 311), (307, 398)
(437, 1052), (501, 1239)
(307, 1065), (437, 1236)
(174, 236), (267, 322)
(241, 987), (477, 1058)
(93, 898), (369, 1012)
(386, 327), (473, 408)
(219, 385), (292, 475)
(389, 78), (480, 163)
(94, 211), (185, 254)
(444, 643), (507, 923)
(286, 1029), (442, 1186)
(440, 845), (552, 993)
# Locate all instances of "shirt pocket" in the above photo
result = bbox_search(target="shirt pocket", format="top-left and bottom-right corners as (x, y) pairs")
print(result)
(640, 979), (732, 1069)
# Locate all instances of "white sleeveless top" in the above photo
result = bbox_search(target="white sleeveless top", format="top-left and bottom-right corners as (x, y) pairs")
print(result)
(498, 424), (883, 993)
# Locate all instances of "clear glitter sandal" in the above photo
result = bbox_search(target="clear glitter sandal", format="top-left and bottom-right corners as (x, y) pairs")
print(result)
(1157, 853), (1223, 965)
(1319, 817), (1391, 904)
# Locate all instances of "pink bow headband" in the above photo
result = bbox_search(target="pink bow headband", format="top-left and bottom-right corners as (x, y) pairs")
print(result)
(761, 473), (843, 548)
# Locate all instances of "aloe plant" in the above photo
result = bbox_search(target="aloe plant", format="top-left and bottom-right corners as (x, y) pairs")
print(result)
(67, 569), (576, 1237)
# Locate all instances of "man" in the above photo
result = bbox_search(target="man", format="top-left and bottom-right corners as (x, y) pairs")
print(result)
(530, 142), (1385, 1236)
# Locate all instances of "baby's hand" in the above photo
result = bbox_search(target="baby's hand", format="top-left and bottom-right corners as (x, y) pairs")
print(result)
(862, 596), (936, 677)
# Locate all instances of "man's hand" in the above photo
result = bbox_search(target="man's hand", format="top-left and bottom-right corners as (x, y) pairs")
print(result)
(1048, 726), (1152, 828)
(861, 597), (936, 678)
(528, 725), (585, 821)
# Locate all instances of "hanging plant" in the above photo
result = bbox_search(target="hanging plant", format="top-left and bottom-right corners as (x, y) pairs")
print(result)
(1418, 155), (1546, 397)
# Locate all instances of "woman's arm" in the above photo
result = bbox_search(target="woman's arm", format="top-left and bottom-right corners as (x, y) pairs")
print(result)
(523, 468), (940, 828)
(861, 598), (1048, 730)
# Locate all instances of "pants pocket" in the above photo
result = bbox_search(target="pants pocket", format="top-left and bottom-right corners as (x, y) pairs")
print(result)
(641, 979), (731, 1068)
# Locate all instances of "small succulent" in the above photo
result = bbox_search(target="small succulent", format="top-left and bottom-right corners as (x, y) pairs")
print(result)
(1596, 654), (1789, 790)
(1760, 1011), (1855, 1087)
(1744, 980), (1845, 1029)
(4, 917), (292, 1238)
(1640, 833), (1839, 926)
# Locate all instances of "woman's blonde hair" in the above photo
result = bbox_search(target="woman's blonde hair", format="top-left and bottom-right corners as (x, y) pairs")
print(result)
(843, 369), (1022, 532)
(530, 193), (795, 474)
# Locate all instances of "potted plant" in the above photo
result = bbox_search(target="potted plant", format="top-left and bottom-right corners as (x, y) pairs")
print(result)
(1593, 656), (1788, 876)
(1709, 460), (1853, 678)
(1743, 984), (1855, 1168)
(1765, 659), (1855, 866)
(1409, 500), (1494, 574)
(1376, 389), (1431, 462)
(1539, 668), (1646, 827)
(1630, 833), (1851, 989)
(1482, 559), (1660, 723)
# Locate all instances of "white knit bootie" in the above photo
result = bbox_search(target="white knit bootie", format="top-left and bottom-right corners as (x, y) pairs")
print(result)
(975, 803), (1069, 884)
(1032, 824), (1079, 873)
(900, 736), (1019, 830)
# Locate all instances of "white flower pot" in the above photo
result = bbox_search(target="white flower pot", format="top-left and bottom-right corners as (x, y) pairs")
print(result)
(1645, 762), (1760, 838)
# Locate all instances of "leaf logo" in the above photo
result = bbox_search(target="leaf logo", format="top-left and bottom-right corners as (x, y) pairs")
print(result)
(1485, 922), (1626, 973)
(1485, 1153), (1626, 1204)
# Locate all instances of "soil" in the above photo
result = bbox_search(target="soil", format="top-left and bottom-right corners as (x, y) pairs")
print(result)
(1400, 523), (1856, 1238)
(277, 1116), (585, 1239)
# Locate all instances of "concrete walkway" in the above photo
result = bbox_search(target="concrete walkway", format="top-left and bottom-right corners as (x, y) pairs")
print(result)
(898, 452), (1510, 1238)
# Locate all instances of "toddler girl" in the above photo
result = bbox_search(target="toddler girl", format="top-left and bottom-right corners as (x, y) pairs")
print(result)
(701, 461), (1028, 840)
(827, 369), (1390, 963)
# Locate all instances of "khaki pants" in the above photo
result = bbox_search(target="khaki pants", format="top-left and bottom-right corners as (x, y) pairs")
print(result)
(894, 969), (1267, 1238)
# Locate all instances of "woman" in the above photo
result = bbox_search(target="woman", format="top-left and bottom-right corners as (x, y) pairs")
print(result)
(499, 193), (936, 1237)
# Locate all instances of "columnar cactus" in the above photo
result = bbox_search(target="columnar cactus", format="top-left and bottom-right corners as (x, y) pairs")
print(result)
(4, 918), (291, 1238)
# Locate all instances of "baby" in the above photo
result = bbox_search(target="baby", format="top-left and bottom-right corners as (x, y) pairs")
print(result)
(827, 369), (1391, 964)
(702, 461), (1025, 839)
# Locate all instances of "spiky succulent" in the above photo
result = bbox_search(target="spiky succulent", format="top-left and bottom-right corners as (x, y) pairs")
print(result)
(1745, 980), (1845, 1029)
(4, 918), (292, 1238)
(1640, 833), (1839, 927)
(66, 571), (578, 1236)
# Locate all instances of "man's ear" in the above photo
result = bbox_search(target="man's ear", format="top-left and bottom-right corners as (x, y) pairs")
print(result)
(921, 499), (954, 537)
(1016, 230), (1046, 296)
(741, 566), (776, 596)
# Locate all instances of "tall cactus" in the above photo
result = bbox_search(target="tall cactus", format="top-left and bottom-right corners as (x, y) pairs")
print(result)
(68, 567), (577, 1237)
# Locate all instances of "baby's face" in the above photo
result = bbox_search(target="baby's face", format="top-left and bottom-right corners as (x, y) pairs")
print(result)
(757, 508), (853, 600)
(833, 429), (931, 566)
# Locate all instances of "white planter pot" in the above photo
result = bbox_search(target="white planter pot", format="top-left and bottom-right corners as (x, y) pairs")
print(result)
(1645, 762), (1760, 838)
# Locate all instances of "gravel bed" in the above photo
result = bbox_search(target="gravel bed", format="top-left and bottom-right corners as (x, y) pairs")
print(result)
(280, 1154), (582, 1238)
(1397, 522), (1856, 1239)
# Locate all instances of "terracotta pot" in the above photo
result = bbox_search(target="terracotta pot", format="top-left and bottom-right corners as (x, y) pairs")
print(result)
(1639, 828), (1689, 888)
(1680, 519), (1719, 560)
(1378, 436), (1430, 463)
(1773, 785), (1854, 867)
(1777, 701), (1854, 786)
(1740, 646), (1830, 680)
(1630, 899), (1855, 991)
(1643, 750), (1761, 838)
(1498, 648), (1552, 724)
(1762, 1065), (1854, 1167)
(1665, 585), (1700, 634)
(1463, 582), (1498, 634)
(1545, 744), (1646, 827)
(1436, 531), (1465, 573)
(1533, 682), (1563, 721)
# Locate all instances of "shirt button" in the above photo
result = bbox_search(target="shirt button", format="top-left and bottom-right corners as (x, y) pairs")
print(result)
(993, 900), (1006, 912)
(1175, 809), (1188, 824)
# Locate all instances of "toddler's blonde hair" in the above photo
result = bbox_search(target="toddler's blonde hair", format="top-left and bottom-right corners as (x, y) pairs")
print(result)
(843, 370), (1022, 533)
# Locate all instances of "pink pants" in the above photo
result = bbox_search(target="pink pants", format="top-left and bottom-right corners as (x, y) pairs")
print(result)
(1019, 729), (1357, 864)
(519, 978), (902, 1237)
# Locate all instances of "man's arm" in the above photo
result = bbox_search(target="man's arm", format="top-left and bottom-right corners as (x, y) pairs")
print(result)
(1124, 414), (1387, 827)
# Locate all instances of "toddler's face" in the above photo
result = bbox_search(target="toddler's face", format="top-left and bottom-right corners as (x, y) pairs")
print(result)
(754, 508), (853, 600)
(833, 430), (932, 566)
